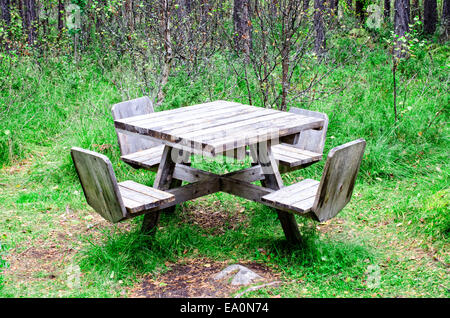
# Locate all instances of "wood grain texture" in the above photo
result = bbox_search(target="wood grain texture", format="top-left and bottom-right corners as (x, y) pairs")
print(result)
(220, 176), (274, 203)
(114, 100), (324, 157)
(111, 96), (162, 158)
(71, 147), (126, 223)
(270, 108), (328, 171)
(250, 141), (303, 244)
(153, 145), (180, 190)
(271, 143), (322, 168)
(261, 179), (320, 214)
(119, 100), (239, 126)
(120, 145), (165, 170)
(172, 164), (217, 183)
(260, 139), (366, 223)
(124, 177), (221, 218)
(288, 107), (329, 154)
(71, 147), (175, 222)
(313, 138), (366, 222)
(118, 181), (174, 214)
(221, 165), (265, 183)
(142, 145), (179, 234)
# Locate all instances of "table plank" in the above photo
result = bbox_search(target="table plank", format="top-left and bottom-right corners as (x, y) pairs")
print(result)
(183, 111), (291, 139)
(208, 116), (322, 155)
(162, 106), (264, 135)
(118, 100), (239, 125)
(114, 101), (324, 157)
(139, 103), (246, 132)
(205, 114), (313, 141)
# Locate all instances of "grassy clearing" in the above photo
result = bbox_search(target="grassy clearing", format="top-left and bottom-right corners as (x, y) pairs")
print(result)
(0, 39), (448, 297)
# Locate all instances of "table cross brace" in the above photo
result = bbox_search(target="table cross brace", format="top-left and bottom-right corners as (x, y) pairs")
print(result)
(138, 145), (311, 243)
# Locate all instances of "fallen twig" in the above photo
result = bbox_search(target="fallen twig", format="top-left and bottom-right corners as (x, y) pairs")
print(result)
(426, 107), (446, 129)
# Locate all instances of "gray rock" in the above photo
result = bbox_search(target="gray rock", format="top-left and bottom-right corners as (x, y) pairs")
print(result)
(213, 264), (263, 286)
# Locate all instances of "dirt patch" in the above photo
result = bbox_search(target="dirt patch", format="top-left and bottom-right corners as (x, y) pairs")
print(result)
(1, 207), (128, 293)
(180, 198), (249, 235)
(4, 240), (76, 282)
(315, 218), (347, 234)
(129, 258), (280, 298)
(1, 157), (34, 175)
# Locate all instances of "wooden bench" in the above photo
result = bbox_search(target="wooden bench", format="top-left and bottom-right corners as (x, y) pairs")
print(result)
(111, 96), (165, 171)
(262, 139), (366, 222)
(272, 108), (329, 171)
(71, 147), (174, 223)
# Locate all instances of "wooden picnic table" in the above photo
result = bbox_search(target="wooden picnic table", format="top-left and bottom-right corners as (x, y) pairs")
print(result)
(114, 100), (325, 243)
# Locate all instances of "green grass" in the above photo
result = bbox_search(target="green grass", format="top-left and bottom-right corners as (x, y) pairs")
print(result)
(0, 36), (448, 297)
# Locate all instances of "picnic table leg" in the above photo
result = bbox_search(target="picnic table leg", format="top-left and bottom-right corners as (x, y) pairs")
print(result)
(142, 145), (180, 234)
(165, 151), (191, 214)
(250, 141), (303, 244)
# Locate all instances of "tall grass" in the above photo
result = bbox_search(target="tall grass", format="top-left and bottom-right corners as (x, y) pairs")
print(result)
(1, 39), (447, 176)
(0, 34), (448, 297)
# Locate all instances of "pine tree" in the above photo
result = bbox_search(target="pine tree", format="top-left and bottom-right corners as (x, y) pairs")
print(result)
(423, 0), (437, 34)
(233, 0), (252, 56)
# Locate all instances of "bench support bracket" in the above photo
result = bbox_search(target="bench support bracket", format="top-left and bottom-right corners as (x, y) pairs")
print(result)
(138, 144), (303, 244)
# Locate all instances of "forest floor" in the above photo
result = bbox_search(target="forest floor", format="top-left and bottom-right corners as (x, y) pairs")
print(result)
(0, 146), (448, 297)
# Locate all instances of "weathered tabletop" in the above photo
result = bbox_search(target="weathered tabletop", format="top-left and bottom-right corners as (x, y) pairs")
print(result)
(115, 100), (325, 243)
(114, 100), (324, 157)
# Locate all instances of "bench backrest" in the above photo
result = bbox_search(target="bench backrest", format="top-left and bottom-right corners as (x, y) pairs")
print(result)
(289, 108), (329, 154)
(71, 147), (126, 223)
(312, 139), (366, 222)
(111, 96), (160, 156)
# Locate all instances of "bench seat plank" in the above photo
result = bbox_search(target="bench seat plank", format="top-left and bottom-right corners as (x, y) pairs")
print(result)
(262, 139), (366, 222)
(119, 180), (176, 199)
(120, 145), (165, 170)
(261, 179), (320, 214)
(272, 143), (322, 168)
(118, 180), (174, 214)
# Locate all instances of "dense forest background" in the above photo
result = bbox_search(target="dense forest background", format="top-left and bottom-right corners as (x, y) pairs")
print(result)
(1, 0), (449, 108)
(0, 0), (449, 165)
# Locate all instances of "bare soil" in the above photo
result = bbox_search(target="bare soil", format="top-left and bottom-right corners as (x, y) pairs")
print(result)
(128, 258), (280, 298)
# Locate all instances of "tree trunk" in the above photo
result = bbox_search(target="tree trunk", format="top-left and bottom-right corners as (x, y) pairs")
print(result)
(314, 0), (326, 56)
(57, 0), (64, 35)
(423, 0), (437, 34)
(280, 27), (290, 111)
(40, 1), (49, 46)
(233, 0), (252, 56)
(407, 0), (411, 19)
(442, 0), (450, 40)
(303, 0), (310, 11)
(0, 0), (11, 25)
(329, 0), (339, 15)
(177, 0), (192, 19)
(200, 0), (210, 42)
(19, 0), (27, 37)
(384, 0), (391, 20)
(355, 0), (365, 22)
(411, 0), (420, 20)
(157, 0), (172, 106)
(124, 0), (134, 33)
(394, 0), (410, 59)
(0, 0), (10, 50)
(24, 0), (37, 45)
